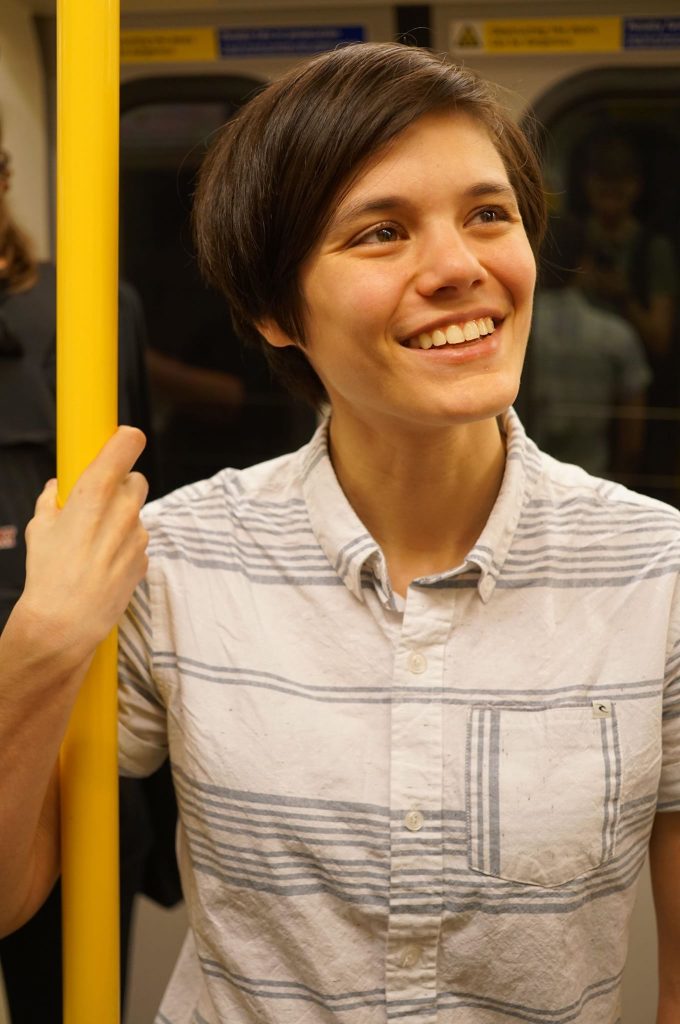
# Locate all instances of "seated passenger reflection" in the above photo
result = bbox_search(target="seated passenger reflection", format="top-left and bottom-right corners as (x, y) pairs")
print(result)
(573, 130), (678, 498)
(577, 132), (677, 366)
(527, 217), (650, 477)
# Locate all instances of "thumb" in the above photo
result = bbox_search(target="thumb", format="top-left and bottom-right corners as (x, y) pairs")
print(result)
(33, 478), (59, 517)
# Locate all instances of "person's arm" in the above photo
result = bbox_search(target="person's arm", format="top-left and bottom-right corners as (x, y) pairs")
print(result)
(146, 347), (245, 416)
(627, 293), (675, 360)
(0, 427), (148, 937)
(580, 254), (675, 359)
(649, 811), (680, 1022)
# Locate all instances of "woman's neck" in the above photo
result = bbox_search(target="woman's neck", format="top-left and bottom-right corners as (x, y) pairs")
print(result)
(328, 411), (507, 597)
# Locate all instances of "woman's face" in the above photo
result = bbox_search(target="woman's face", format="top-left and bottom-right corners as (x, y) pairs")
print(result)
(584, 172), (640, 227)
(267, 110), (536, 435)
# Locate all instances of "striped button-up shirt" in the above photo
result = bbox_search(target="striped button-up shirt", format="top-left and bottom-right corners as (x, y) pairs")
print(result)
(118, 409), (680, 1024)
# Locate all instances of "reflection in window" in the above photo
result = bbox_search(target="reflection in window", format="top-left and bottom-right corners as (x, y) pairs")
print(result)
(521, 78), (680, 505)
(120, 90), (316, 497)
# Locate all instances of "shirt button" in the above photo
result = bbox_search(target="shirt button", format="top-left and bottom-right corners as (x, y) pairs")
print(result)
(400, 945), (422, 969)
(407, 651), (427, 674)
(404, 809), (424, 832)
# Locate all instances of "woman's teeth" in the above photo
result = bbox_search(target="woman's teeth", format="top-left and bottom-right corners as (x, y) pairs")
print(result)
(409, 317), (496, 350)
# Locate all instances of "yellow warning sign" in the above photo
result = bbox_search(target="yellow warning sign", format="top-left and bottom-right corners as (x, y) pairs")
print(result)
(450, 17), (621, 55)
(121, 28), (217, 64)
(453, 23), (483, 50)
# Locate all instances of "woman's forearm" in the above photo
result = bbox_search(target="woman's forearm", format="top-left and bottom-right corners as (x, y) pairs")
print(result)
(0, 603), (90, 936)
(0, 426), (149, 935)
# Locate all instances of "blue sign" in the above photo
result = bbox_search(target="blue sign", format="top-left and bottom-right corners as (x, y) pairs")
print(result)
(219, 25), (365, 58)
(624, 17), (680, 49)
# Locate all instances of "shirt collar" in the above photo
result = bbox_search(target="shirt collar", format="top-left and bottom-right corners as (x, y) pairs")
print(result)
(301, 408), (540, 606)
(301, 419), (380, 604)
(466, 408), (542, 602)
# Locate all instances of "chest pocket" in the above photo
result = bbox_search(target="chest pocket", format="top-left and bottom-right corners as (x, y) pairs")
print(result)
(466, 704), (622, 888)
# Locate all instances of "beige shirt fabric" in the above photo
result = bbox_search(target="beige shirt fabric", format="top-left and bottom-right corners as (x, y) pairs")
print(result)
(118, 409), (680, 1024)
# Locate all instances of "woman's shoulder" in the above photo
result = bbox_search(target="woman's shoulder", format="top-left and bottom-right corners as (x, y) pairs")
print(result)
(141, 444), (310, 537)
(533, 447), (680, 534)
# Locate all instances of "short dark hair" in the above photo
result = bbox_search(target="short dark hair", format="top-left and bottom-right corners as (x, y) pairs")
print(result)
(193, 42), (547, 408)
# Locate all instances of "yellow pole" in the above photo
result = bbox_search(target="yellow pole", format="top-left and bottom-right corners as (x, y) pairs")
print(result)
(57, 1), (120, 1021)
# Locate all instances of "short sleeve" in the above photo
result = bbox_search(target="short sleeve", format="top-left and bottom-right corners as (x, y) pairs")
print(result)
(118, 576), (169, 778)
(658, 576), (680, 811)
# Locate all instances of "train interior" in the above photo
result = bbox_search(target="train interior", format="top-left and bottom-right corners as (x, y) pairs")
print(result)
(1, 0), (680, 1019)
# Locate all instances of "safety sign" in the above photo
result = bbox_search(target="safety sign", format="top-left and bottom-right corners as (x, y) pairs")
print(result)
(449, 17), (620, 55)
(121, 28), (217, 63)
(449, 15), (680, 56)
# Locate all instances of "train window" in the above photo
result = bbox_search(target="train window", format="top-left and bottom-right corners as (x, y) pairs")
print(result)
(519, 68), (680, 505)
(119, 78), (316, 498)
(121, 102), (228, 163)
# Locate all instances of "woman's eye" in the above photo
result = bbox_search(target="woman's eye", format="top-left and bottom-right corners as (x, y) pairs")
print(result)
(474, 206), (510, 225)
(356, 223), (401, 245)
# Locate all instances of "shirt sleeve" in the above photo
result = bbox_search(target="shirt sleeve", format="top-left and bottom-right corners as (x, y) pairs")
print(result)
(118, 576), (169, 778)
(658, 574), (680, 811)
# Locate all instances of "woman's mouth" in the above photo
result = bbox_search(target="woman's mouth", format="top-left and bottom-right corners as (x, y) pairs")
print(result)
(403, 317), (498, 350)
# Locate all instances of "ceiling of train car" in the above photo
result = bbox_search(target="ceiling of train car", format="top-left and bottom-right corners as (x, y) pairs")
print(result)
(19, 0), (389, 9)
(16, 0), (614, 12)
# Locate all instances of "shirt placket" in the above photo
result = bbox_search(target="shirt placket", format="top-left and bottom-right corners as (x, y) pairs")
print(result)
(385, 586), (450, 1022)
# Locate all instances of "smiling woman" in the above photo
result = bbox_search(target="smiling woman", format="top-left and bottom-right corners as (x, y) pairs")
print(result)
(193, 42), (546, 408)
(286, 112), (536, 437)
(194, 46), (542, 586)
(3, 40), (680, 1024)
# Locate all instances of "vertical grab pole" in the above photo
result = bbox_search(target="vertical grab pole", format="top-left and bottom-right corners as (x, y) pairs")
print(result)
(57, 1), (121, 1022)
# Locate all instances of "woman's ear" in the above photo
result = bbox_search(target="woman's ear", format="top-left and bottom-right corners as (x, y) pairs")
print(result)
(257, 319), (298, 350)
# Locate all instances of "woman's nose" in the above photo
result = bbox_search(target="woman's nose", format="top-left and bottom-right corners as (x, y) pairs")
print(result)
(414, 230), (487, 296)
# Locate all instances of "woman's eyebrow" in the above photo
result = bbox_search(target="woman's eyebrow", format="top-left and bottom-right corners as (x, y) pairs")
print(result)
(465, 180), (518, 201)
(329, 195), (410, 233)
